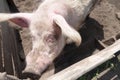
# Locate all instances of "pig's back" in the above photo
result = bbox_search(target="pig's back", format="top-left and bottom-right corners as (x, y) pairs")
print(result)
(66, 0), (96, 29)
(39, 0), (94, 29)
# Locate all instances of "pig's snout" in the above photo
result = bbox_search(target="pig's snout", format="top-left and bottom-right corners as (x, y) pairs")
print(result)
(23, 51), (52, 76)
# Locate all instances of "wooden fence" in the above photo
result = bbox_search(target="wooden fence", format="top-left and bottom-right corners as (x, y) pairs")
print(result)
(0, 0), (25, 79)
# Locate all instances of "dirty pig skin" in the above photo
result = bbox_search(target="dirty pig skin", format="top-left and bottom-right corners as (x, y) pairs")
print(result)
(0, 0), (97, 75)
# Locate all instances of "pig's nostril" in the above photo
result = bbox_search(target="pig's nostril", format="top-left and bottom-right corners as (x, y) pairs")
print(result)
(22, 71), (40, 79)
(22, 66), (41, 79)
(22, 66), (41, 75)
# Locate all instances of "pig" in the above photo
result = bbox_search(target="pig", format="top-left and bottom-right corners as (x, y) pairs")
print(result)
(0, 0), (97, 76)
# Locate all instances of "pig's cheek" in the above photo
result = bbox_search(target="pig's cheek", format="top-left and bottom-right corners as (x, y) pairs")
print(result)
(26, 55), (34, 66)
(49, 46), (59, 58)
(34, 55), (52, 74)
(25, 51), (38, 66)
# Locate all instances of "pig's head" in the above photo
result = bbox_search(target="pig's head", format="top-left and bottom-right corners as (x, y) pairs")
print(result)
(0, 12), (81, 75)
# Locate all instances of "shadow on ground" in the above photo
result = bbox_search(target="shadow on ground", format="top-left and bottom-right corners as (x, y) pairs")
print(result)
(54, 17), (104, 73)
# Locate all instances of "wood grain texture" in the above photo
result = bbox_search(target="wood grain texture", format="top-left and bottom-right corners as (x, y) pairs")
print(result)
(0, 30), (3, 72)
(0, 0), (25, 78)
(0, 0), (14, 75)
(47, 39), (120, 80)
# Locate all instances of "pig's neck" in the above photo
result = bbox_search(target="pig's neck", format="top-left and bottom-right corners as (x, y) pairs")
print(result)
(36, 2), (70, 18)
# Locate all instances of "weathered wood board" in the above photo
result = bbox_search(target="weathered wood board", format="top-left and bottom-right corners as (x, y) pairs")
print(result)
(0, 0), (25, 78)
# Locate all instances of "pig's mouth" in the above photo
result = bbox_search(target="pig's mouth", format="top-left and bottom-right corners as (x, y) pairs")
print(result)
(22, 51), (53, 76)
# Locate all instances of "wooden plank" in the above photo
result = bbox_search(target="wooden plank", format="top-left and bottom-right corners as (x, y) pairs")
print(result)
(0, 0), (25, 77)
(0, 0), (25, 78)
(6, 0), (19, 12)
(1, 23), (14, 75)
(6, 0), (26, 78)
(0, 72), (22, 80)
(7, 0), (25, 61)
(0, 0), (14, 75)
(47, 39), (120, 80)
(0, 30), (4, 72)
(9, 29), (25, 78)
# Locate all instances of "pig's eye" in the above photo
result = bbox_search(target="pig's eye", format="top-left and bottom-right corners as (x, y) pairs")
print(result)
(46, 34), (56, 43)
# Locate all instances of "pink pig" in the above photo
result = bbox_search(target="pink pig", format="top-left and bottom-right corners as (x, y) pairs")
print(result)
(0, 0), (96, 75)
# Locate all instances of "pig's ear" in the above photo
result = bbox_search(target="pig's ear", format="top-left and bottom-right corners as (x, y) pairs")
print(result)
(0, 13), (32, 28)
(53, 14), (82, 46)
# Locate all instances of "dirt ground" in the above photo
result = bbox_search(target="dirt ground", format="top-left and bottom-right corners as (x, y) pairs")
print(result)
(12, 0), (120, 79)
